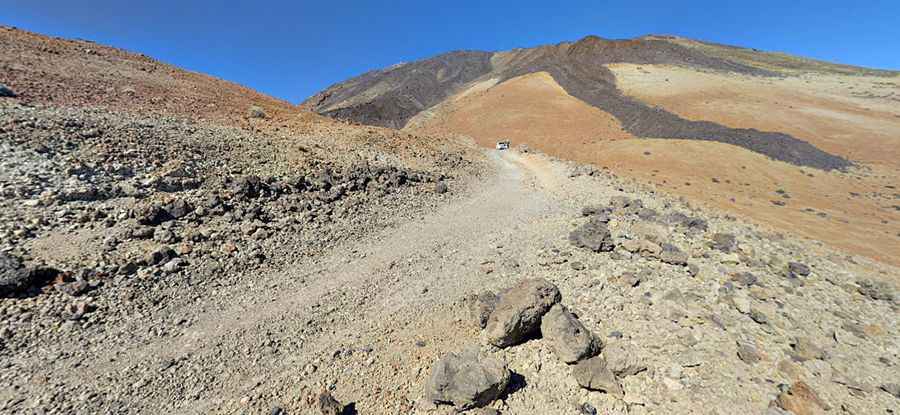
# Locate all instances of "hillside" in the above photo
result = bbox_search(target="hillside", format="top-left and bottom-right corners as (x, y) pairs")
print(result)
(303, 34), (900, 266)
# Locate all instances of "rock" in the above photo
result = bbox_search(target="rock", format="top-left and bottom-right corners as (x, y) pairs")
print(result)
(0, 253), (33, 297)
(609, 196), (633, 210)
(0, 84), (15, 98)
(469, 291), (499, 329)
(231, 175), (265, 199)
(581, 206), (610, 217)
(435, 181), (449, 194)
(603, 342), (646, 377)
(483, 278), (561, 347)
(791, 337), (827, 361)
(572, 356), (624, 398)
(579, 402), (598, 415)
(136, 204), (172, 226)
(856, 279), (895, 302)
(737, 341), (762, 364)
(721, 253), (741, 265)
(540, 304), (599, 363)
(145, 246), (177, 266)
(737, 272), (762, 288)
(55, 278), (89, 297)
(749, 308), (769, 325)
(153, 228), (176, 244)
(880, 383), (900, 399)
(732, 294), (751, 314)
(425, 347), (510, 411)
(774, 382), (828, 415)
(1, 255), (60, 298)
(164, 199), (193, 219)
(569, 218), (615, 252)
(63, 302), (91, 320)
(787, 262), (811, 278)
(659, 243), (688, 266)
(637, 208), (657, 220)
(610, 272), (642, 288)
(316, 390), (343, 415)
(711, 233), (737, 252)
(570, 261), (585, 271)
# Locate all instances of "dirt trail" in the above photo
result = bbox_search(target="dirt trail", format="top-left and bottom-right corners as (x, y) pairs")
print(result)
(10, 151), (568, 413)
(7, 149), (897, 415)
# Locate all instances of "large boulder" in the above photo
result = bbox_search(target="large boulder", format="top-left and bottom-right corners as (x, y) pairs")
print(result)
(483, 278), (561, 347)
(425, 347), (510, 411)
(569, 218), (615, 252)
(540, 304), (599, 363)
(572, 355), (624, 398)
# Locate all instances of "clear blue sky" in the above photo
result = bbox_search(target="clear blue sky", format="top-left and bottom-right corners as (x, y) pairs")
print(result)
(4, 1), (898, 103)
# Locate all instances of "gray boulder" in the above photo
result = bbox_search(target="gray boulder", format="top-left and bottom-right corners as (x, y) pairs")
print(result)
(569, 218), (615, 252)
(572, 355), (624, 397)
(540, 304), (599, 363)
(426, 347), (510, 411)
(435, 181), (449, 194)
(484, 278), (561, 347)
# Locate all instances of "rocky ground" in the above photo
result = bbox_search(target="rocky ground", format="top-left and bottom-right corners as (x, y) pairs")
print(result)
(3, 125), (896, 413)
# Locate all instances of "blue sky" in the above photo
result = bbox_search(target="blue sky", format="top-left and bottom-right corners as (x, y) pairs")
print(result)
(4, 1), (898, 103)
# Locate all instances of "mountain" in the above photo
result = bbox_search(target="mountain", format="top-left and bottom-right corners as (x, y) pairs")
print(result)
(303, 34), (900, 265)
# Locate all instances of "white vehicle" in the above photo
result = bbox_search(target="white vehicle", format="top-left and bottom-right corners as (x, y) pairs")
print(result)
(495, 140), (510, 150)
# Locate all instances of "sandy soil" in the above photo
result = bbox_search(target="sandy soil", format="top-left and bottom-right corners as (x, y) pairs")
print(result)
(410, 71), (633, 155)
(608, 64), (900, 166)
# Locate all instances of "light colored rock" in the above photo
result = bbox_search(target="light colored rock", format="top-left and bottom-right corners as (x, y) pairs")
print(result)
(774, 382), (828, 415)
(572, 355), (624, 398)
(483, 278), (561, 347)
(540, 304), (599, 363)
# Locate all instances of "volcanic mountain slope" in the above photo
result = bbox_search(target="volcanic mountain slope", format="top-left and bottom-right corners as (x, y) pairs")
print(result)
(2, 27), (900, 415)
(304, 35), (900, 265)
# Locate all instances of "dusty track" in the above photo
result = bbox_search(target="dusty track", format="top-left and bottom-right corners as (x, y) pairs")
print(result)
(5, 150), (898, 415)
(6, 151), (563, 413)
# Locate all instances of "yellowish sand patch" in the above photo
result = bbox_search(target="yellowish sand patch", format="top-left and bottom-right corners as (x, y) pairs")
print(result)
(608, 63), (900, 167)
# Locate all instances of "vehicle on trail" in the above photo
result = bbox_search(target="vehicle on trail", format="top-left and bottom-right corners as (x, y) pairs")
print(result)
(496, 140), (510, 150)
